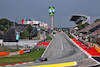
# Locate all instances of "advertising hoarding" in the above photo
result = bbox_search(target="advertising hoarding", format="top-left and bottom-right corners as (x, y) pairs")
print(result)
(49, 7), (55, 16)
(22, 21), (39, 24)
(16, 32), (20, 40)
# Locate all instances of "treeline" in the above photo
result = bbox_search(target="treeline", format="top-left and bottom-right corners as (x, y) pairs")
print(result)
(0, 18), (35, 39)
(54, 28), (70, 31)
(94, 19), (100, 22)
(20, 25), (33, 39)
(77, 18), (100, 30)
(77, 23), (89, 30)
(0, 18), (16, 32)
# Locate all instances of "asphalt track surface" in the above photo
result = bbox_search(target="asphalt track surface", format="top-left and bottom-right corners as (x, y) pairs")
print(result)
(8, 33), (89, 67)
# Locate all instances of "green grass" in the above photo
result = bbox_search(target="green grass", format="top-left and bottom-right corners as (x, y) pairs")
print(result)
(0, 46), (19, 52)
(91, 41), (96, 43)
(0, 48), (45, 65)
(67, 33), (74, 38)
(46, 34), (52, 40)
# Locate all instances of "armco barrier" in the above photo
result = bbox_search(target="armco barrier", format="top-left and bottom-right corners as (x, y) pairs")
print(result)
(0, 51), (9, 56)
(95, 45), (100, 53)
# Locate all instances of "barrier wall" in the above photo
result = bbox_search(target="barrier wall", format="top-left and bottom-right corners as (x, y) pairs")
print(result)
(95, 45), (100, 53)
(0, 51), (9, 56)
(19, 49), (31, 55)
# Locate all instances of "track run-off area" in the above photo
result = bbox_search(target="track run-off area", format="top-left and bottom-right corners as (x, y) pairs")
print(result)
(6, 33), (99, 67)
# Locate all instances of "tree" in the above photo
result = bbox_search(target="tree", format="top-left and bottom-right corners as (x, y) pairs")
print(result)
(77, 22), (89, 30)
(4, 29), (8, 33)
(0, 18), (12, 30)
(77, 23), (83, 30)
(0, 18), (12, 25)
(94, 19), (100, 22)
(82, 22), (89, 28)
(26, 25), (33, 34)
(0, 25), (4, 31)
(20, 30), (29, 39)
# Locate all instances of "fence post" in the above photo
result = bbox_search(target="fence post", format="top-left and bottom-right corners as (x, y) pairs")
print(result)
(16, 42), (19, 50)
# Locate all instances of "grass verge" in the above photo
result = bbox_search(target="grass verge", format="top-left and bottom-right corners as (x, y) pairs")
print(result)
(0, 48), (45, 65)
(0, 46), (19, 52)
(46, 34), (52, 40)
(91, 41), (96, 43)
(67, 33), (74, 38)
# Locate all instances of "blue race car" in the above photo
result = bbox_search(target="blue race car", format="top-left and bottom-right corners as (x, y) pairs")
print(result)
(33, 57), (47, 62)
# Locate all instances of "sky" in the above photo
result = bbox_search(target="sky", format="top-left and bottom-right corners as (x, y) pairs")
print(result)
(0, 0), (100, 28)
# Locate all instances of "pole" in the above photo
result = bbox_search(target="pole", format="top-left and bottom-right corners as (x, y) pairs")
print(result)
(16, 42), (19, 50)
(50, 15), (54, 31)
(14, 22), (15, 27)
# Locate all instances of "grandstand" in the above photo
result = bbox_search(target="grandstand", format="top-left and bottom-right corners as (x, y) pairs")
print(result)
(76, 22), (100, 43)
(78, 22), (100, 38)
(70, 14), (100, 43)
(90, 29), (100, 36)
(70, 14), (100, 64)
(79, 22), (100, 32)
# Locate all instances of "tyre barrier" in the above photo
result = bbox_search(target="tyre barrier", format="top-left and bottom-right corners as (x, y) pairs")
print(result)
(19, 49), (32, 55)
(0, 51), (9, 56)
(19, 50), (24, 54)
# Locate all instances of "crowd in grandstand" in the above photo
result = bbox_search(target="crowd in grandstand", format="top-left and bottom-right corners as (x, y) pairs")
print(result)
(79, 22), (100, 32)
(90, 29), (100, 36)
(78, 22), (100, 37)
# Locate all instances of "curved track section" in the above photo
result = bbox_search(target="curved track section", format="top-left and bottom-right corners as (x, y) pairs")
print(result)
(9, 33), (89, 67)
(43, 33), (88, 61)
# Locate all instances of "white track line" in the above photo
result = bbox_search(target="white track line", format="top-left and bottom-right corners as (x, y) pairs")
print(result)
(60, 37), (64, 50)
(57, 36), (64, 50)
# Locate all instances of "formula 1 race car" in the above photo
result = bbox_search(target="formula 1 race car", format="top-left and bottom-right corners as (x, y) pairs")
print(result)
(33, 57), (47, 63)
